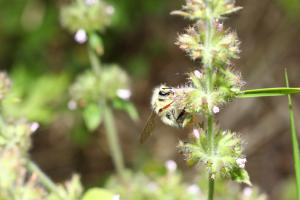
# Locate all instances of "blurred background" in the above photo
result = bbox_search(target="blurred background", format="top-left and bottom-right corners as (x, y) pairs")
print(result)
(1, 0), (300, 199)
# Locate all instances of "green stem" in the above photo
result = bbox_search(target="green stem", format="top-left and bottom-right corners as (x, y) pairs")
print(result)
(208, 178), (215, 200)
(285, 70), (300, 200)
(103, 106), (126, 180)
(88, 47), (102, 76)
(203, 3), (215, 200)
(27, 161), (66, 199)
(88, 37), (126, 180)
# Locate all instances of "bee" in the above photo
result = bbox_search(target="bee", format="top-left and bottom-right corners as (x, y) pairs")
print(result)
(140, 85), (195, 143)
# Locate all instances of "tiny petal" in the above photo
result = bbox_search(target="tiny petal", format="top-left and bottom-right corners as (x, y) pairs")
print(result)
(68, 100), (77, 110)
(116, 89), (131, 100)
(194, 70), (202, 79)
(217, 23), (224, 32)
(112, 194), (120, 200)
(213, 106), (220, 114)
(187, 184), (201, 194)
(30, 122), (40, 133)
(74, 29), (87, 44)
(236, 158), (247, 168)
(243, 187), (252, 197)
(106, 5), (115, 15)
(85, 0), (97, 6)
(165, 160), (177, 172)
(193, 129), (200, 139)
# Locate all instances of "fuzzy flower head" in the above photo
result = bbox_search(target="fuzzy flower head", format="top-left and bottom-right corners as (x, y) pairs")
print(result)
(0, 147), (47, 199)
(0, 120), (37, 153)
(178, 128), (251, 185)
(69, 65), (130, 107)
(171, 0), (241, 20)
(61, 0), (113, 33)
(176, 22), (240, 64)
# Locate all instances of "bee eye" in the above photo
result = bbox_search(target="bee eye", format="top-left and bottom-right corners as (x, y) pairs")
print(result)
(159, 90), (170, 96)
(166, 113), (171, 119)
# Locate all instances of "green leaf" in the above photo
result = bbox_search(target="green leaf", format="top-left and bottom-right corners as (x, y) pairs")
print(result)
(238, 87), (300, 98)
(82, 188), (115, 200)
(112, 98), (139, 121)
(230, 167), (252, 186)
(83, 103), (103, 131)
(285, 70), (300, 200)
(88, 32), (104, 55)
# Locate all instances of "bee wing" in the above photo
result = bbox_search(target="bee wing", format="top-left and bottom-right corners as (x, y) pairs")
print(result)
(140, 111), (157, 144)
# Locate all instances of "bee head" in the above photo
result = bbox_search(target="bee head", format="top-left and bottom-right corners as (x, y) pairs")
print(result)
(151, 84), (174, 113)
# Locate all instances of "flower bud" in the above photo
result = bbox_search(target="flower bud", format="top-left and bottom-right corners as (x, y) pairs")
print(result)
(165, 160), (177, 173)
(74, 29), (87, 44)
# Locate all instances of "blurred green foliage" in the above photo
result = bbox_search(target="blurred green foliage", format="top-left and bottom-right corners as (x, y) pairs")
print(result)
(277, 0), (300, 17)
(2, 67), (69, 123)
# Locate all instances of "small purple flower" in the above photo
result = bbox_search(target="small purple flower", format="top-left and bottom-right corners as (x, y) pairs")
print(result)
(243, 187), (252, 197)
(30, 122), (40, 133)
(193, 129), (200, 139)
(236, 158), (247, 168)
(74, 29), (87, 44)
(194, 70), (202, 79)
(213, 106), (220, 114)
(165, 160), (177, 172)
(116, 89), (131, 100)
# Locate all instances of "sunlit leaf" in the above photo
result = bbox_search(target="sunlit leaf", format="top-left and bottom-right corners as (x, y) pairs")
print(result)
(82, 188), (115, 200)
(230, 167), (251, 186)
(112, 98), (139, 121)
(83, 103), (103, 131)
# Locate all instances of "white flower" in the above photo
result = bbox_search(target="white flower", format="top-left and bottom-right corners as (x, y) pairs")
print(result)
(194, 70), (202, 79)
(165, 160), (177, 172)
(74, 29), (87, 44)
(68, 100), (77, 110)
(243, 187), (252, 197)
(187, 184), (201, 195)
(106, 5), (115, 15)
(85, 0), (97, 6)
(193, 129), (200, 139)
(30, 122), (40, 133)
(236, 158), (247, 168)
(116, 89), (131, 100)
(112, 194), (120, 200)
(212, 106), (220, 114)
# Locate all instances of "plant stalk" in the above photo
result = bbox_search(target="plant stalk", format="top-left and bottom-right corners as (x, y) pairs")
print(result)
(88, 41), (126, 180)
(103, 106), (126, 180)
(285, 70), (300, 200)
(88, 47), (102, 76)
(27, 161), (66, 199)
(208, 178), (215, 200)
(204, 3), (215, 200)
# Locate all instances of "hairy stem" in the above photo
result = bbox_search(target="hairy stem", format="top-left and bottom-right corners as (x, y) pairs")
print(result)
(103, 106), (126, 180)
(203, 3), (215, 200)
(27, 161), (66, 199)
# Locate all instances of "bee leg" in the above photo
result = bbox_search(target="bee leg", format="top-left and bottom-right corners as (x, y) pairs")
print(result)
(176, 109), (186, 128)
